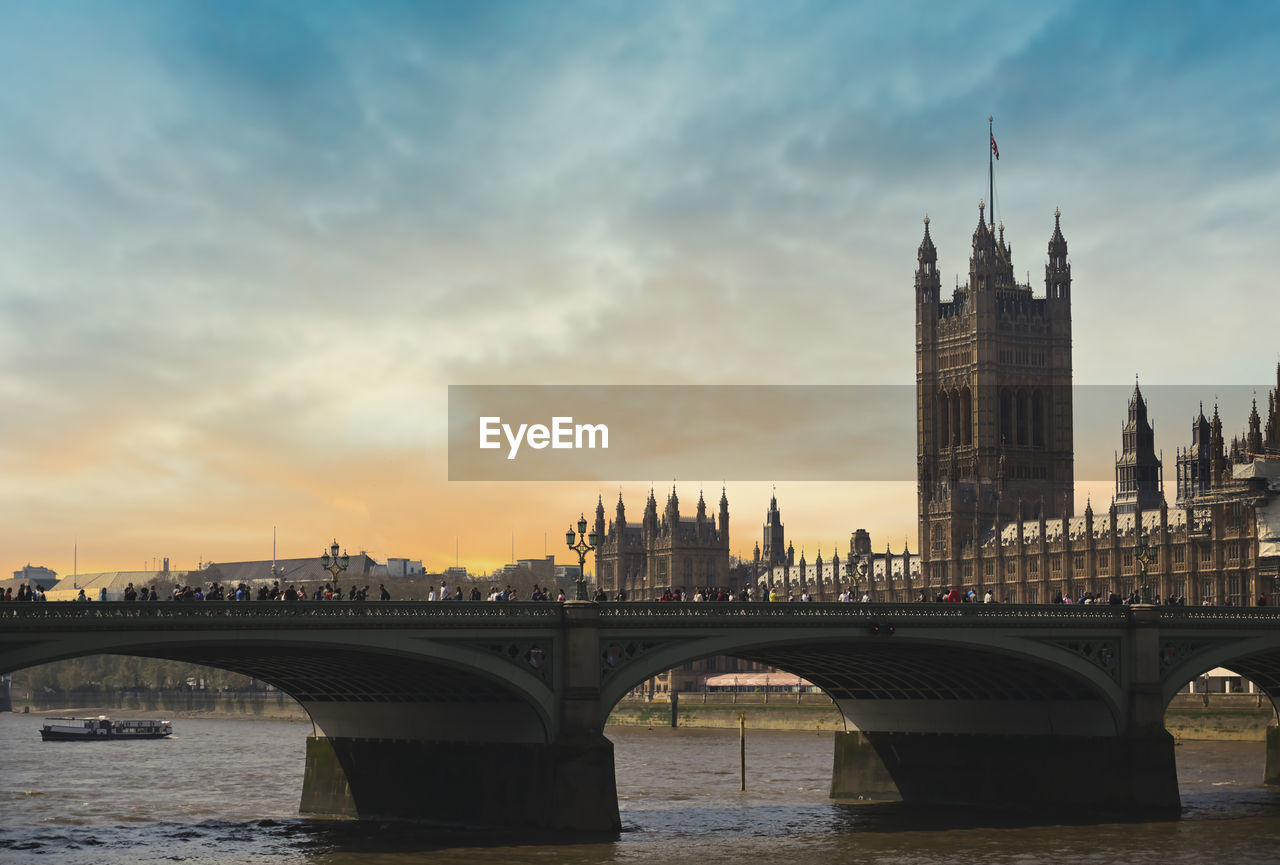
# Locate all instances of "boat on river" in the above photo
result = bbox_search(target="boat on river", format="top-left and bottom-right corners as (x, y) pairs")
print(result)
(40, 715), (173, 741)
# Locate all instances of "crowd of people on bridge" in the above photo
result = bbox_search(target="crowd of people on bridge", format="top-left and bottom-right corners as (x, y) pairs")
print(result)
(8, 578), (1272, 607)
(4, 584), (47, 602)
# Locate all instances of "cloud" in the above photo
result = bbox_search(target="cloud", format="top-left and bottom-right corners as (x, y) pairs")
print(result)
(1, 1), (1277, 573)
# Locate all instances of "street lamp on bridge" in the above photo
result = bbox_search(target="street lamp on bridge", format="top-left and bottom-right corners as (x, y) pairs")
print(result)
(844, 555), (870, 600)
(321, 539), (350, 581)
(565, 514), (598, 602)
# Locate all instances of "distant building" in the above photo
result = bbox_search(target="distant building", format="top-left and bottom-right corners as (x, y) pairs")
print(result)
(749, 499), (918, 601)
(498, 556), (556, 582)
(44, 570), (180, 602)
(386, 558), (425, 578)
(199, 553), (384, 591)
(12, 564), (56, 583)
(516, 556), (555, 581)
(593, 487), (731, 597)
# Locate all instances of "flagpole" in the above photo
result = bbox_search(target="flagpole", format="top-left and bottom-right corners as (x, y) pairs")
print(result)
(988, 115), (994, 228)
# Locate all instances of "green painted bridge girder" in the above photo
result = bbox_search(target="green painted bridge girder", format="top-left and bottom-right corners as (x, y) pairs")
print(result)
(3, 601), (1280, 742)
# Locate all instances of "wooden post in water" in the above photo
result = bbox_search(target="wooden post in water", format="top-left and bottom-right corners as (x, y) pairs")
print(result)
(738, 711), (746, 791)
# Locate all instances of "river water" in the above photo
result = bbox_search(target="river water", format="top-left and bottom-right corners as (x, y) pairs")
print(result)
(3, 713), (1279, 864)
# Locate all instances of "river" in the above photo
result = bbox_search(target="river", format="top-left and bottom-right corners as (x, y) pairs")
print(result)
(2, 713), (1279, 864)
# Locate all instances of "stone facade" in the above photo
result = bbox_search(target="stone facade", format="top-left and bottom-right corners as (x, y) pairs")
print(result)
(910, 201), (1280, 604)
(593, 487), (731, 599)
(915, 204), (1075, 592)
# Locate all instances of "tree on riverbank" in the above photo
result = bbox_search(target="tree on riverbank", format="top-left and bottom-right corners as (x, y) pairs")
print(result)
(12, 656), (259, 695)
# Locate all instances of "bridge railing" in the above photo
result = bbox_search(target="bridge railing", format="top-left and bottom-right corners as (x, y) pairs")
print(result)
(0, 601), (565, 630)
(1154, 606), (1280, 627)
(596, 602), (1132, 627)
(3, 601), (1278, 631)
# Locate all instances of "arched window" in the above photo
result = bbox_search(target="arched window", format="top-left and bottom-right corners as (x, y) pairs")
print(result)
(1000, 389), (1012, 445)
(960, 387), (973, 446)
(951, 389), (962, 447)
(937, 389), (950, 449)
(1016, 390), (1028, 446)
(1031, 390), (1044, 447)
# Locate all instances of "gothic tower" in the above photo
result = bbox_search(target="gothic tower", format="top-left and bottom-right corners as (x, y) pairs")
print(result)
(916, 204), (1074, 589)
(1114, 379), (1163, 514)
(1176, 405), (1213, 505)
(762, 492), (786, 567)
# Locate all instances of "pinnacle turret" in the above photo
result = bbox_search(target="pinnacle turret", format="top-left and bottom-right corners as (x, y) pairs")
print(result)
(1248, 397), (1263, 455)
(918, 214), (937, 263)
(916, 215), (941, 306)
(1048, 208), (1068, 261)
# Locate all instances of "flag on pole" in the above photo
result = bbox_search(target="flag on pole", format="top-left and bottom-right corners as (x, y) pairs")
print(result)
(990, 133), (1000, 160)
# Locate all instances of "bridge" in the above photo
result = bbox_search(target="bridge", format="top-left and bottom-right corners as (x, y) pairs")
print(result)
(3, 601), (1279, 833)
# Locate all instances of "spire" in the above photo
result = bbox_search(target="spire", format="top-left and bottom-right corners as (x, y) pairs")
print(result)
(594, 494), (608, 543)
(1048, 208), (1067, 259)
(1248, 396), (1263, 455)
(918, 214), (937, 263)
(916, 214), (942, 307)
(969, 199), (1006, 293)
(1045, 208), (1070, 302)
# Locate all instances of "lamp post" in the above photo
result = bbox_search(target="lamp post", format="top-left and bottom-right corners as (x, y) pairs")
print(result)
(1135, 530), (1153, 604)
(844, 555), (870, 601)
(321, 539), (349, 581)
(565, 514), (598, 602)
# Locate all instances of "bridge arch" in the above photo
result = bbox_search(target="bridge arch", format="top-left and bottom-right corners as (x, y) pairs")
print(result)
(1, 625), (559, 743)
(600, 628), (1126, 737)
(1159, 631), (1280, 711)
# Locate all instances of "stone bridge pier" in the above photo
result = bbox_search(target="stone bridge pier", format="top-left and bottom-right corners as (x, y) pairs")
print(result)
(299, 602), (620, 833)
(826, 607), (1179, 813)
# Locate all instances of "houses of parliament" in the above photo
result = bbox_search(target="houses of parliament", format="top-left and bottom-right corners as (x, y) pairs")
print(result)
(910, 202), (1280, 605)
(592, 199), (1280, 608)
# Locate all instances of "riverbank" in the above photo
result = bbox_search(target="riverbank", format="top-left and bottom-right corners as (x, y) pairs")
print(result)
(609, 693), (1278, 741)
(11, 690), (1275, 740)
(11, 690), (308, 721)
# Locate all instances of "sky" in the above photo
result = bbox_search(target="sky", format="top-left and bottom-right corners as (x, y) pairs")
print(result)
(1, 0), (1278, 578)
